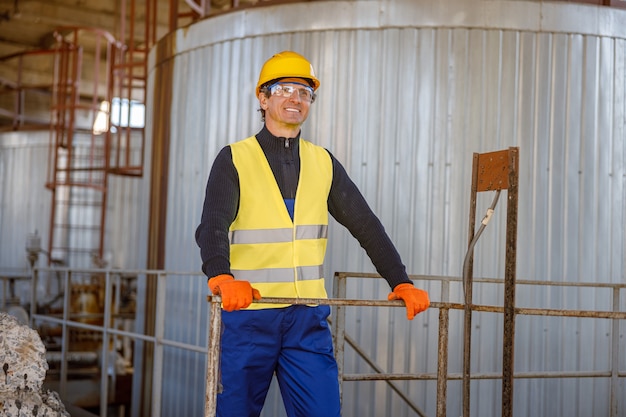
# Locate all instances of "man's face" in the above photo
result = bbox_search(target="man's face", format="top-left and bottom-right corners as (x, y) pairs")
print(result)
(260, 77), (313, 130)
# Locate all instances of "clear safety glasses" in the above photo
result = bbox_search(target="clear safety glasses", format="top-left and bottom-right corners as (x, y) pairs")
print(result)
(267, 82), (316, 103)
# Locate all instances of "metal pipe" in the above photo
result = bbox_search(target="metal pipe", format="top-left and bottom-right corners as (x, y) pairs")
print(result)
(436, 280), (450, 417)
(502, 147), (519, 417)
(463, 152), (479, 417)
(99, 270), (113, 417)
(60, 269), (71, 399)
(610, 287), (620, 416)
(205, 296), (222, 417)
(152, 272), (167, 417)
(344, 370), (618, 381)
(331, 272), (347, 405)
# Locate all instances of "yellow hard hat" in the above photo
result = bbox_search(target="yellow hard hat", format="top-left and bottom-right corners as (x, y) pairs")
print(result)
(256, 51), (320, 97)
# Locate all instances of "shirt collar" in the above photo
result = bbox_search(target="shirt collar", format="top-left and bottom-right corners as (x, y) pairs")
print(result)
(256, 125), (300, 152)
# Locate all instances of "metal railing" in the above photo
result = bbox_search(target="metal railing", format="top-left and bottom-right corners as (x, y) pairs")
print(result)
(206, 271), (626, 417)
(28, 267), (209, 417)
(21, 266), (626, 417)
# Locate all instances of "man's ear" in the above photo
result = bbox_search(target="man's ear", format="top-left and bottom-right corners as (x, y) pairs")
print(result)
(259, 93), (269, 110)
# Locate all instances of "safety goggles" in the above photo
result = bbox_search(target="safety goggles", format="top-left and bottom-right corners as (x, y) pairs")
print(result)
(266, 82), (316, 103)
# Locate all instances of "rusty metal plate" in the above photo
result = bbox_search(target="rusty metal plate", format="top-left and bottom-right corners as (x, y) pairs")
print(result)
(476, 149), (512, 191)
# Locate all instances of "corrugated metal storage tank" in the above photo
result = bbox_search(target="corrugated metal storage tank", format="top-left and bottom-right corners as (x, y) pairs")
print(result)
(148, 0), (625, 416)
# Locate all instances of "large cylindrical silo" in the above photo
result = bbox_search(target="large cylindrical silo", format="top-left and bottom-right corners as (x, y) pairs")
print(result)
(147, 1), (625, 415)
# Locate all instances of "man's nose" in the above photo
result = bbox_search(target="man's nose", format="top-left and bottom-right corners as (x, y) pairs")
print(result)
(288, 91), (302, 103)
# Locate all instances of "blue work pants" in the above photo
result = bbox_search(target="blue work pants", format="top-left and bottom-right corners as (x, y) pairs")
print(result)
(217, 305), (341, 417)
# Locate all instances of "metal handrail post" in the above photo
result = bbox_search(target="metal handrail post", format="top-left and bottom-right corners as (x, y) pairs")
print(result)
(59, 269), (71, 400)
(152, 272), (167, 417)
(502, 147), (519, 417)
(332, 272), (347, 404)
(29, 267), (37, 329)
(610, 286), (620, 416)
(100, 269), (113, 417)
(205, 295), (223, 417)
(436, 279), (450, 417)
(463, 152), (480, 417)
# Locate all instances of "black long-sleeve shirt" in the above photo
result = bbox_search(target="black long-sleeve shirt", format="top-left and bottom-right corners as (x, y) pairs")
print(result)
(195, 125), (412, 290)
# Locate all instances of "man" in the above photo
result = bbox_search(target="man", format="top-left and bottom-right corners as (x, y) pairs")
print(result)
(195, 50), (429, 417)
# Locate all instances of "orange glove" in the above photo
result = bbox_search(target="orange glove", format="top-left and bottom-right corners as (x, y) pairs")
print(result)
(208, 274), (261, 312)
(388, 283), (430, 320)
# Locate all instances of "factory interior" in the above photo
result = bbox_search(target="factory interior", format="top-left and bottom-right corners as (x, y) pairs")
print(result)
(1, 1), (625, 417)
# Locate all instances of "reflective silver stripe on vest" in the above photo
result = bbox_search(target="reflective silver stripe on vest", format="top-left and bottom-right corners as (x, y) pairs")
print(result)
(229, 225), (327, 244)
(229, 228), (291, 244)
(296, 224), (328, 240)
(231, 265), (324, 283)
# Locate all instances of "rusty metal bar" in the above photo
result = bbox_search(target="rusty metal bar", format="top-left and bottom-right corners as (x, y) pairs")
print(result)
(256, 298), (626, 319)
(344, 370), (620, 381)
(610, 286), (620, 416)
(338, 271), (626, 290)
(331, 272), (347, 405)
(205, 295), (222, 417)
(463, 152), (480, 417)
(436, 279), (450, 417)
(213, 297), (626, 317)
(502, 147), (519, 417)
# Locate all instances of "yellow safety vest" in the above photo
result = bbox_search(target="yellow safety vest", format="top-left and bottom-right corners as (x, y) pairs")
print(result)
(229, 136), (332, 309)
